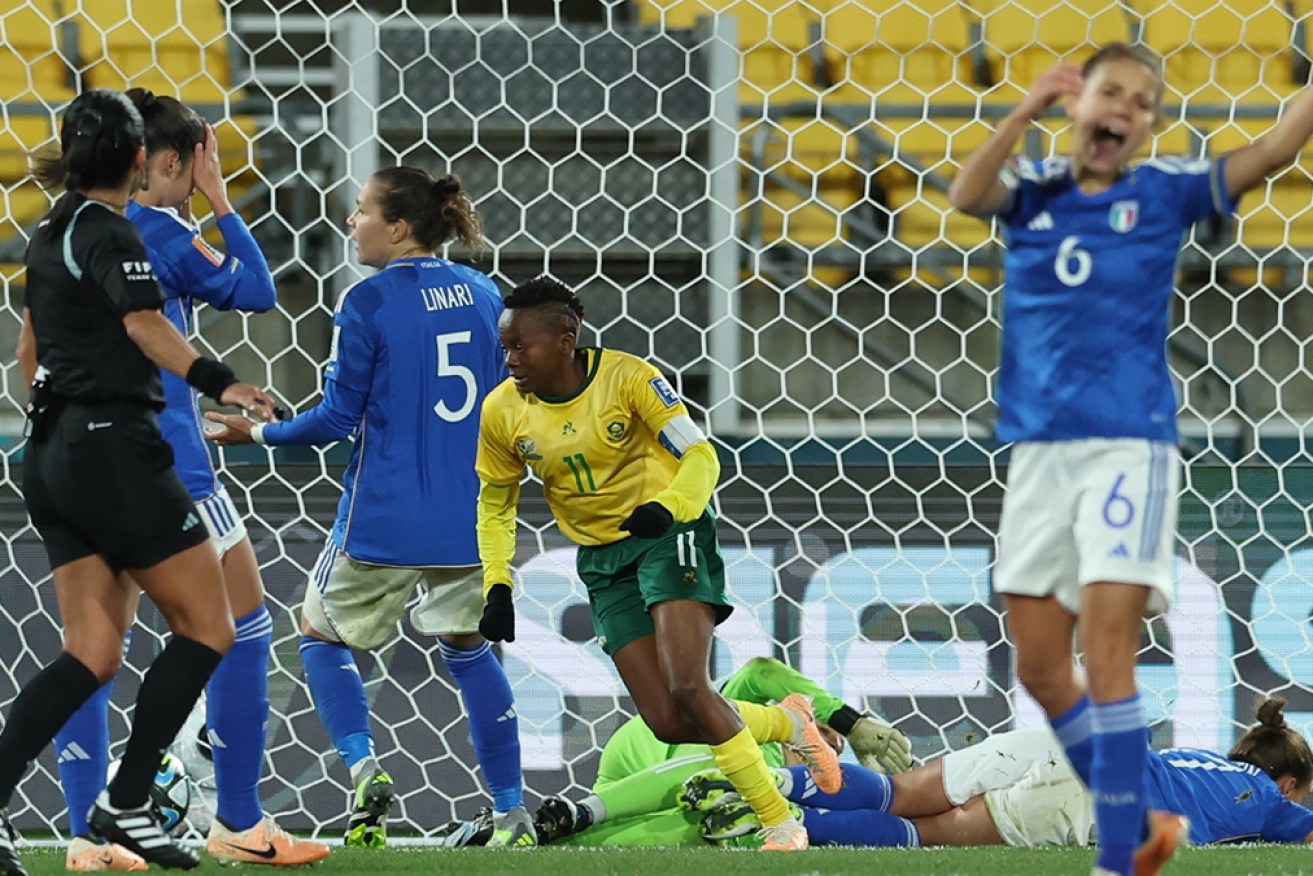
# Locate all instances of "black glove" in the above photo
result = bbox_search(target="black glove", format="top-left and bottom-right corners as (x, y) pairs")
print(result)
(479, 583), (515, 643)
(619, 501), (674, 539)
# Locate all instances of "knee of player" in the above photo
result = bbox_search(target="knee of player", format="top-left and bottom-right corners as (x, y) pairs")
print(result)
(176, 614), (236, 655)
(668, 681), (722, 723)
(207, 618), (237, 654)
(82, 652), (124, 684)
(1014, 658), (1074, 702)
(643, 703), (698, 744)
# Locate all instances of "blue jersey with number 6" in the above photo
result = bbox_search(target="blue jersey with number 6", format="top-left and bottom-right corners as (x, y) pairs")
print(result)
(994, 156), (1234, 444)
(262, 257), (505, 566)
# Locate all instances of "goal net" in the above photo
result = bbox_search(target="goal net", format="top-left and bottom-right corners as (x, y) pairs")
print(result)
(0, 0), (1310, 839)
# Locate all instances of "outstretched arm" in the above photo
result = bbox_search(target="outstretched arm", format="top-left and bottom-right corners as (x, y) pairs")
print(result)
(1223, 88), (1313, 201)
(204, 378), (364, 445)
(721, 657), (844, 719)
(124, 309), (276, 417)
(720, 657), (914, 773)
(948, 63), (1085, 218)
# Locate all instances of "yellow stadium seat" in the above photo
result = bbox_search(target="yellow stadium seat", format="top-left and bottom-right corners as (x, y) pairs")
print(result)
(745, 117), (868, 250)
(1234, 172), (1313, 251)
(821, 0), (975, 104)
(71, 0), (232, 104)
(0, 0), (75, 104)
(0, 116), (56, 183)
(978, 0), (1131, 91)
(0, 181), (53, 241)
(889, 178), (994, 254)
(638, 0), (827, 105)
(1134, 0), (1298, 102)
(750, 189), (855, 249)
(638, 0), (824, 48)
(1147, 119), (1206, 159)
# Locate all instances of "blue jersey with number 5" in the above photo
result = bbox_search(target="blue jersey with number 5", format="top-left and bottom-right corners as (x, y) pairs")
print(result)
(268, 257), (505, 566)
(994, 156), (1234, 444)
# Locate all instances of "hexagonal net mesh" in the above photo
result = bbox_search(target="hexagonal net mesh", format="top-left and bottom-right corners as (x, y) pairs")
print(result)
(0, 0), (1309, 842)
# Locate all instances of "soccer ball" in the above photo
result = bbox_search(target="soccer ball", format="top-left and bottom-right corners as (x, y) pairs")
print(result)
(106, 753), (194, 836)
(150, 754), (194, 835)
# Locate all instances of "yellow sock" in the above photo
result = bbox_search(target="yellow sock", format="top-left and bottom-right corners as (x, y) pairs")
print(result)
(709, 726), (790, 827)
(732, 699), (793, 744)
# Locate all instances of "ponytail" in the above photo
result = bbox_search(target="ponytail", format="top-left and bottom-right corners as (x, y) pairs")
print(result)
(31, 89), (144, 241)
(372, 166), (486, 259)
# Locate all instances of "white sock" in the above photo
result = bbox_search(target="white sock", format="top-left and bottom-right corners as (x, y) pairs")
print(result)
(348, 756), (378, 786)
(775, 767), (794, 798)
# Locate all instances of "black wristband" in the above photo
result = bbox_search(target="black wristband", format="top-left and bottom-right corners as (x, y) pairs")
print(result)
(185, 357), (238, 401)
(828, 703), (862, 736)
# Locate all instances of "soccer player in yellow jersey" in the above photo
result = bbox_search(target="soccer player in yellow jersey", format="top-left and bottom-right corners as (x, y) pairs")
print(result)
(475, 276), (842, 852)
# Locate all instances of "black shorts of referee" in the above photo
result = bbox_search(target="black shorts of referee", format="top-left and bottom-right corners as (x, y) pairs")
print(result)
(22, 400), (209, 572)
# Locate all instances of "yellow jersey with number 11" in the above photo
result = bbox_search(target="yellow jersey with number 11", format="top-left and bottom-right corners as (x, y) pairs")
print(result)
(476, 347), (714, 547)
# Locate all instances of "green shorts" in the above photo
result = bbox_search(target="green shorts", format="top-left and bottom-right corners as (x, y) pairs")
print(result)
(576, 511), (731, 656)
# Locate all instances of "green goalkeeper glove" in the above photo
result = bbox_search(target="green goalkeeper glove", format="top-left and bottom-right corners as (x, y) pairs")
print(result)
(846, 715), (914, 774)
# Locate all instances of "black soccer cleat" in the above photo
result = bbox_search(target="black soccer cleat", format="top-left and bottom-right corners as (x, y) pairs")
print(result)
(0, 809), (27, 876)
(435, 806), (495, 848)
(88, 791), (199, 870)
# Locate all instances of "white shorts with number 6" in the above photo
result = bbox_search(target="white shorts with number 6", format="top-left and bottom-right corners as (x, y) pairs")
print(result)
(995, 438), (1178, 615)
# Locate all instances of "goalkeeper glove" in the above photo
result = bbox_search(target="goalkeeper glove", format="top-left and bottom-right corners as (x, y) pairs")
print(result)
(619, 501), (674, 539)
(479, 583), (516, 643)
(846, 715), (914, 774)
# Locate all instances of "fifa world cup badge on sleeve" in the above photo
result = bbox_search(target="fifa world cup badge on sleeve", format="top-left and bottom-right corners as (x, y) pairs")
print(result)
(650, 376), (679, 408)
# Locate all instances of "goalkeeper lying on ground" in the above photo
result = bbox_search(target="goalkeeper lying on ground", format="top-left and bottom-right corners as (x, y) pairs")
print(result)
(435, 656), (913, 847)
(680, 695), (1313, 851)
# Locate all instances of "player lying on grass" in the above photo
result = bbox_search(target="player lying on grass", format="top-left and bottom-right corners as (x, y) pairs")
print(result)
(680, 696), (1313, 852)
(435, 657), (912, 848)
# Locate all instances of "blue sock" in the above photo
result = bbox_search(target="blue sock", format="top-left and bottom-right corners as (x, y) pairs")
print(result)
(784, 763), (893, 811)
(55, 678), (114, 837)
(439, 639), (523, 812)
(300, 637), (374, 773)
(1050, 693), (1094, 785)
(1091, 694), (1148, 876)
(803, 809), (920, 847)
(208, 606), (273, 831)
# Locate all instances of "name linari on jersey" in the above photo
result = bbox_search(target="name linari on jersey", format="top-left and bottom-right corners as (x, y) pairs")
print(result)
(422, 283), (475, 311)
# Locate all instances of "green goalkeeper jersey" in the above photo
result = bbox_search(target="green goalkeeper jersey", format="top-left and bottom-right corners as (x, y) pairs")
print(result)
(594, 657), (845, 788)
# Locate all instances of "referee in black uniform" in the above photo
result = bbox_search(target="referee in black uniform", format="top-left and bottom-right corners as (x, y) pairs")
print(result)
(0, 90), (278, 876)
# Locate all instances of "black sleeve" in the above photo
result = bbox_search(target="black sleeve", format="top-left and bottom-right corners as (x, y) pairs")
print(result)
(79, 210), (166, 315)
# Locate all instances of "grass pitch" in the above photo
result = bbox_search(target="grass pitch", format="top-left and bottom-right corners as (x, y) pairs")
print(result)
(9, 844), (1313, 875)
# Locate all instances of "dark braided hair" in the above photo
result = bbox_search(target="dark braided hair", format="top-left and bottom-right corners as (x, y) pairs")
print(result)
(504, 276), (585, 334)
